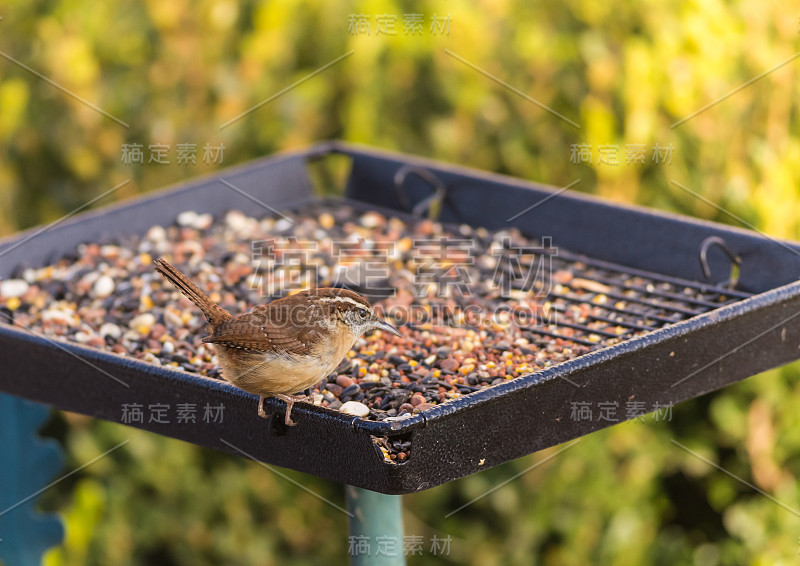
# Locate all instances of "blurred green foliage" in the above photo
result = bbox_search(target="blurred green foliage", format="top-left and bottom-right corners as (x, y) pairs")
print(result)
(2, 0), (800, 564)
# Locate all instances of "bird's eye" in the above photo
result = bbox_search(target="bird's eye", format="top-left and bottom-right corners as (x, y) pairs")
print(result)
(358, 308), (367, 318)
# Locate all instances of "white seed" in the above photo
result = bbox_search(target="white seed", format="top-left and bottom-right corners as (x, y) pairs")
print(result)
(0, 279), (29, 298)
(163, 308), (183, 327)
(177, 211), (199, 227)
(99, 323), (122, 340)
(100, 245), (120, 258)
(41, 307), (74, 324)
(194, 213), (213, 230)
(146, 225), (167, 242)
(129, 313), (156, 330)
(274, 218), (293, 232)
(225, 210), (248, 232)
(339, 401), (370, 417)
(73, 331), (92, 343)
(161, 340), (175, 354)
(360, 211), (383, 228)
(143, 352), (161, 365)
(93, 275), (115, 298)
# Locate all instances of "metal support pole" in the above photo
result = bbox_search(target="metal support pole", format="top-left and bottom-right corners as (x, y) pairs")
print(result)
(0, 394), (63, 566)
(346, 485), (406, 566)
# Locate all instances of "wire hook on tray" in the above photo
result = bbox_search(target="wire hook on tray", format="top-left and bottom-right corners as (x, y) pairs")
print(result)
(699, 236), (741, 290)
(393, 164), (447, 221)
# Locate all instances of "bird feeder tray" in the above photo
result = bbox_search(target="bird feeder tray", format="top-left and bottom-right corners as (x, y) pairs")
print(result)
(1, 141), (799, 494)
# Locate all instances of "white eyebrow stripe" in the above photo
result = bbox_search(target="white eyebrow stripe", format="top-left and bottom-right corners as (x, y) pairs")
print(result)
(317, 296), (370, 310)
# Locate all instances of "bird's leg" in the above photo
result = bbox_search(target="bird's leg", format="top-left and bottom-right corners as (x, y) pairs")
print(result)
(257, 396), (267, 419)
(274, 394), (311, 426)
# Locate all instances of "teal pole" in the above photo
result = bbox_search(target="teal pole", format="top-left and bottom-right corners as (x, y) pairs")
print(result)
(0, 394), (64, 566)
(346, 486), (406, 566)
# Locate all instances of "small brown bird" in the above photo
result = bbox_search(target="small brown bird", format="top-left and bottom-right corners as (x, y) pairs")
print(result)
(153, 258), (401, 425)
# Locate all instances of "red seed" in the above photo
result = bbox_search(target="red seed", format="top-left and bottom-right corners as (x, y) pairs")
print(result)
(151, 323), (167, 340)
(439, 358), (459, 372)
(336, 375), (354, 388)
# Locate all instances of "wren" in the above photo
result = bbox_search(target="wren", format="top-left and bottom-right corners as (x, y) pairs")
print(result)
(153, 258), (400, 425)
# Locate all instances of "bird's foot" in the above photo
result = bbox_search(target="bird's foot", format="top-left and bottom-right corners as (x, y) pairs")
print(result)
(274, 394), (310, 426)
(257, 396), (268, 419)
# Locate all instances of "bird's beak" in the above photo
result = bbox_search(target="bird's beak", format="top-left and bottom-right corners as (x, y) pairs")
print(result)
(373, 319), (402, 337)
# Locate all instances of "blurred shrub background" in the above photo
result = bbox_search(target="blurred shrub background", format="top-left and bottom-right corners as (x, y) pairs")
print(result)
(1, 0), (800, 564)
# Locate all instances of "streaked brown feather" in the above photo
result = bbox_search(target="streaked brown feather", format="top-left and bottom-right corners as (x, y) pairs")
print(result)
(153, 258), (232, 326)
(202, 288), (370, 356)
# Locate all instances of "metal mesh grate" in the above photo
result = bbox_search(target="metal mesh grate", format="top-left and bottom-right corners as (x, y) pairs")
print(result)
(508, 250), (751, 350)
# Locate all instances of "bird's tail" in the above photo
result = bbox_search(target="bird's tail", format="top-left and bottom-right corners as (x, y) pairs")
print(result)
(153, 258), (232, 326)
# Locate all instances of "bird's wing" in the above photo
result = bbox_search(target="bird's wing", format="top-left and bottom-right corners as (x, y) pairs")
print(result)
(202, 303), (324, 356)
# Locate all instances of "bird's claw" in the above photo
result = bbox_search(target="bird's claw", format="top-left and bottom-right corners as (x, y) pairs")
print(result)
(273, 394), (310, 427)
